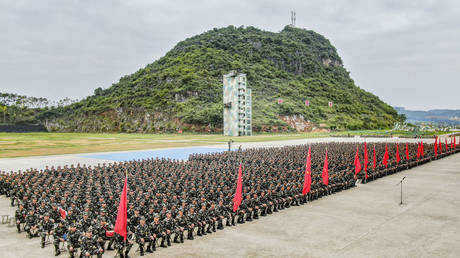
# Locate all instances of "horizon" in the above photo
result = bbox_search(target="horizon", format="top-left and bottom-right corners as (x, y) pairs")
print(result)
(1, 0), (459, 110)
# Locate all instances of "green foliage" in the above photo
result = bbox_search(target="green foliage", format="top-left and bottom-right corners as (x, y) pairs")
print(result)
(8, 25), (404, 132)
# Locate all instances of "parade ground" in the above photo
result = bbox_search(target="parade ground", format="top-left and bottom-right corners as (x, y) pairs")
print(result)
(0, 137), (459, 258)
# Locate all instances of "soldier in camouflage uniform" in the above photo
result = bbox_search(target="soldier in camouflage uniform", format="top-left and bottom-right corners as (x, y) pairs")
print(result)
(135, 217), (152, 256)
(53, 220), (67, 256)
(24, 209), (39, 238)
(39, 213), (54, 248)
(67, 224), (81, 258)
(15, 203), (26, 233)
(79, 229), (102, 258)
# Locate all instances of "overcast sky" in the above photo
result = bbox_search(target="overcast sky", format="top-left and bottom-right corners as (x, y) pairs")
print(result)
(1, 0), (459, 110)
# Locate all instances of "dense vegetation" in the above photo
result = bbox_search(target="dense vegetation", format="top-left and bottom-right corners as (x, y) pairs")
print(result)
(7, 25), (405, 132)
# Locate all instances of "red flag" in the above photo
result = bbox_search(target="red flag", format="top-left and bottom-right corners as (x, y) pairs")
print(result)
(455, 136), (457, 149)
(445, 138), (448, 151)
(382, 144), (389, 168)
(302, 147), (312, 195)
(434, 136), (438, 157)
(114, 176), (128, 240)
(354, 146), (362, 175)
(232, 164), (243, 212)
(58, 207), (67, 219)
(396, 143), (401, 164)
(439, 140), (442, 154)
(416, 142), (421, 160)
(421, 141), (424, 157)
(450, 137), (453, 149)
(364, 142), (368, 179)
(322, 149), (329, 185)
(405, 143), (409, 160)
(373, 145), (377, 169)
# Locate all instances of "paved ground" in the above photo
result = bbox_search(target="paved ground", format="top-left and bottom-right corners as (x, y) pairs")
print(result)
(0, 137), (434, 172)
(0, 145), (458, 257)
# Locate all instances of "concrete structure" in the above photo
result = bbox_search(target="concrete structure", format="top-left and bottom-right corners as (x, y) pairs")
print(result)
(223, 71), (252, 136)
(0, 152), (459, 257)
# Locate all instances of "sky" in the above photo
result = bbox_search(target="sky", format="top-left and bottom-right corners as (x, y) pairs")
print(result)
(0, 0), (459, 110)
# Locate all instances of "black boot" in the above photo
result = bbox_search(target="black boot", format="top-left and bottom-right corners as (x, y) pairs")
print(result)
(174, 235), (180, 243)
(167, 236), (171, 246)
(17, 224), (21, 233)
(146, 243), (153, 253)
(180, 233), (184, 243)
(41, 238), (45, 248)
(212, 224), (216, 232)
(188, 231), (194, 240)
(124, 249), (130, 258)
(217, 223), (223, 230)
(54, 246), (61, 256)
(226, 219), (231, 227)
(160, 238), (167, 248)
(139, 245), (144, 256)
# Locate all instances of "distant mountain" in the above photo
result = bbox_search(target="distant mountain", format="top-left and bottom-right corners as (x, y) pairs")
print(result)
(394, 107), (460, 125)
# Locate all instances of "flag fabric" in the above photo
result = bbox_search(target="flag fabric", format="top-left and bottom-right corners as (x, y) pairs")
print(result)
(421, 141), (424, 157)
(417, 142), (421, 160)
(58, 207), (67, 219)
(354, 146), (362, 175)
(114, 176), (128, 240)
(232, 164), (243, 212)
(405, 143), (409, 160)
(455, 136), (457, 149)
(302, 147), (312, 195)
(445, 138), (448, 151)
(364, 142), (368, 179)
(322, 149), (329, 185)
(396, 143), (401, 164)
(373, 145), (377, 169)
(450, 137), (453, 150)
(434, 136), (438, 157)
(439, 140), (442, 154)
(382, 144), (389, 168)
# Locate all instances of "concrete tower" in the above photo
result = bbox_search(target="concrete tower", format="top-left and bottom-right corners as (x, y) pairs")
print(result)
(223, 71), (252, 136)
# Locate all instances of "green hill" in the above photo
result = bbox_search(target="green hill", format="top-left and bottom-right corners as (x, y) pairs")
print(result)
(40, 25), (404, 132)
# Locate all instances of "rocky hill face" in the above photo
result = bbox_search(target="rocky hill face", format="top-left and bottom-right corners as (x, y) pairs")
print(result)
(41, 25), (404, 132)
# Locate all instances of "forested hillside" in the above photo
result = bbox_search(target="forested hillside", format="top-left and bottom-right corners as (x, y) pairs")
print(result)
(10, 25), (405, 132)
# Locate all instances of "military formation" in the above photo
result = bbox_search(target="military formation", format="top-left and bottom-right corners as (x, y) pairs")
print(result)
(0, 140), (458, 257)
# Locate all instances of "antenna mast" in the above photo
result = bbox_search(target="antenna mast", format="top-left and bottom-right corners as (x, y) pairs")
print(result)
(291, 10), (296, 27)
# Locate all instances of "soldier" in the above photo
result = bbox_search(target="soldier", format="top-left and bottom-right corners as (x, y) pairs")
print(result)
(186, 207), (197, 240)
(39, 213), (54, 248)
(79, 229), (103, 258)
(24, 209), (39, 238)
(15, 203), (26, 233)
(135, 217), (152, 256)
(67, 224), (81, 258)
(197, 204), (209, 236)
(162, 211), (174, 246)
(53, 220), (67, 256)
(174, 209), (186, 243)
(114, 229), (134, 258)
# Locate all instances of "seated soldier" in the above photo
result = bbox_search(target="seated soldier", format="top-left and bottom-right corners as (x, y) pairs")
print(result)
(24, 209), (39, 238)
(135, 217), (152, 256)
(174, 209), (186, 243)
(53, 219), (67, 256)
(79, 229), (103, 258)
(197, 204), (209, 235)
(15, 203), (26, 233)
(186, 207), (197, 240)
(39, 213), (54, 248)
(67, 224), (81, 258)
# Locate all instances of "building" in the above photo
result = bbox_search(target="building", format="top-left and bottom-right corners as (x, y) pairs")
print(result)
(223, 71), (252, 136)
